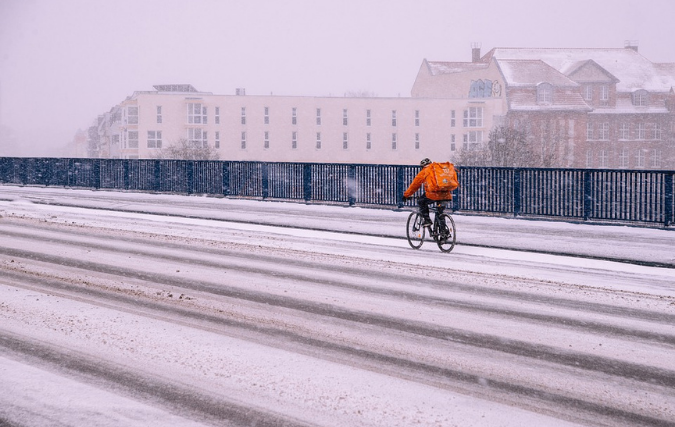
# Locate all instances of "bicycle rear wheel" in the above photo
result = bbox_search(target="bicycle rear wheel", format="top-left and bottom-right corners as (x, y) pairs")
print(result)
(406, 212), (425, 249)
(435, 214), (456, 253)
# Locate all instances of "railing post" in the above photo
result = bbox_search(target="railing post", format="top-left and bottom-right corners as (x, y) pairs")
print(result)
(303, 163), (312, 203)
(347, 164), (356, 206)
(153, 160), (161, 192)
(583, 170), (592, 221)
(665, 172), (673, 227)
(513, 168), (521, 217)
(19, 158), (28, 185)
(396, 166), (405, 208)
(452, 165), (461, 212)
(67, 158), (74, 187)
(186, 160), (194, 195)
(222, 161), (230, 196)
(123, 160), (130, 190)
(261, 162), (269, 199)
(92, 159), (101, 189)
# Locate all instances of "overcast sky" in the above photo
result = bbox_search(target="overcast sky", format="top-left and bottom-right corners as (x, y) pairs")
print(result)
(1, 0), (674, 155)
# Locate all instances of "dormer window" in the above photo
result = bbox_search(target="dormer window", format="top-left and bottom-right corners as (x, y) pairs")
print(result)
(633, 90), (649, 106)
(537, 83), (553, 104)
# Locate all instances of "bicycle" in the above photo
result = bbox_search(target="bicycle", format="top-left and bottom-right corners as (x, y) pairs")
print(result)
(406, 201), (456, 253)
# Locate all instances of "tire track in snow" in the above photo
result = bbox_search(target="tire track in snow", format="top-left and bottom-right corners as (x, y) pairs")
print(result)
(2, 271), (674, 427)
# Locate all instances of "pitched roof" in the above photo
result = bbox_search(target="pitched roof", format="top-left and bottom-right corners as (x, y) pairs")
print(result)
(484, 47), (675, 92)
(496, 59), (579, 87)
(425, 60), (489, 76)
(507, 90), (592, 112)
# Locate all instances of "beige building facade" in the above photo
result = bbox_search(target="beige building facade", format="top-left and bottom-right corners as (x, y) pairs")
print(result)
(92, 84), (505, 165)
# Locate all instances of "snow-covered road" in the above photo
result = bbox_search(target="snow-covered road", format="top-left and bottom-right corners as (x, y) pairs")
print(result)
(1, 186), (674, 427)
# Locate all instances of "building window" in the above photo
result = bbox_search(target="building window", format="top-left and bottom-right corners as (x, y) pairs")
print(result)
(599, 123), (609, 140)
(343, 132), (348, 149)
(215, 107), (220, 124)
(653, 123), (662, 140)
(188, 103), (206, 124)
(584, 85), (592, 101)
(147, 130), (162, 148)
(215, 131), (220, 149)
(633, 90), (648, 106)
(316, 132), (321, 149)
(392, 133), (397, 150)
(292, 131), (297, 149)
(126, 106), (138, 125)
(619, 149), (629, 168)
(292, 107), (297, 125)
(366, 133), (371, 150)
(392, 110), (397, 127)
(586, 123), (594, 140)
(264, 107), (269, 125)
(366, 109), (371, 126)
(637, 123), (646, 140)
(415, 133), (420, 149)
(241, 131), (246, 149)
(450, 135), (456, 151)
(241, 107), (246, 125)
(463, 107), (483, 128)
(599, 150), (608, 168)
(536, 83), (553, 104)
(188, 128), (207, 147)
(637, 150), (645, 167)
(450, 110), (456, 127)
(316, 108), (321, 125)
(600, 85), (609, 103)
(467, 130), (483, 144)
(264, 131), (269, 149)
(343, 109), (348, 126)
(127, 130), (138, 148)
(414, 110), (420, 126)
(586, 150), (593, 167)
(651, 150), (661, 168)
(156, 106), (162, 124)
(619, 123), (629, 140)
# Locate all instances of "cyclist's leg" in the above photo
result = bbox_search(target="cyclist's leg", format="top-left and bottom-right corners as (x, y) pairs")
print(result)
(437, 202), (446, 224)
(418, 195), (432, 226)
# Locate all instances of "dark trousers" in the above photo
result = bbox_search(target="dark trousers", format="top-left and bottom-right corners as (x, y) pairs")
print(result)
(418, 194), (444, 220)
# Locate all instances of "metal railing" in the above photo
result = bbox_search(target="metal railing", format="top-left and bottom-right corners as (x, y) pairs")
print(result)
(0, 157), (673, 227)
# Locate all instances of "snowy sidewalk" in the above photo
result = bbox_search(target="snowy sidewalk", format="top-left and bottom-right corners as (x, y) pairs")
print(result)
(1, 185), (674, 267)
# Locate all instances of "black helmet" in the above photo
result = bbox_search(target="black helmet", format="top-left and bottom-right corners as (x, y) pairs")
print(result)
(420, 158), (431, 167)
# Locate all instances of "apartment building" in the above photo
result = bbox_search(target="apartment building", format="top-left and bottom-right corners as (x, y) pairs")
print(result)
(90, 83), (505, 166)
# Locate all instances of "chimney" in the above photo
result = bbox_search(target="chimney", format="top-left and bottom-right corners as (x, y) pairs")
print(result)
(624, 40), (639, 52)
(471, 42), (482, 62)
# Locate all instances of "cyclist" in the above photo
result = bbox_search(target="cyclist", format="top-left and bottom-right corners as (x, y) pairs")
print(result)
(402, 158), (454, 228)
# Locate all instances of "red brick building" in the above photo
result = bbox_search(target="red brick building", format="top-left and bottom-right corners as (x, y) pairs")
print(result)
(413, 45), (675, 169)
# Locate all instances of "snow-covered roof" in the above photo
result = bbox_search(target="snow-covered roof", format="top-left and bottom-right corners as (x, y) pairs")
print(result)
(425, 60), (489, 76)
(496, 60), (579, 87)
(484, 48), (675, 92)
(153, 84), (199, 92)
(588, 97), (670, 115)
(508, 91), (592, 112)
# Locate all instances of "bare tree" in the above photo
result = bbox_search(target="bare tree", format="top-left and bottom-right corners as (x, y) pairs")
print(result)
(536, 119), (567, 168)
(157, 138), (219, 160)
(458, 125), (534, 167)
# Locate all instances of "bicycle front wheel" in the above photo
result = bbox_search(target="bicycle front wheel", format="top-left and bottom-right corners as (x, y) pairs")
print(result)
(406, 212), (425, 249)
(436, 214), (456, 253)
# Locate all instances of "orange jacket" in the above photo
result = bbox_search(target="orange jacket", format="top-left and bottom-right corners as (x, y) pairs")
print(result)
(403, 164), (454, 200)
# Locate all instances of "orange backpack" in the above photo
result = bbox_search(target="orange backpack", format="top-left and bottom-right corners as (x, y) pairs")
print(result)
(427, 162), (459, 192)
